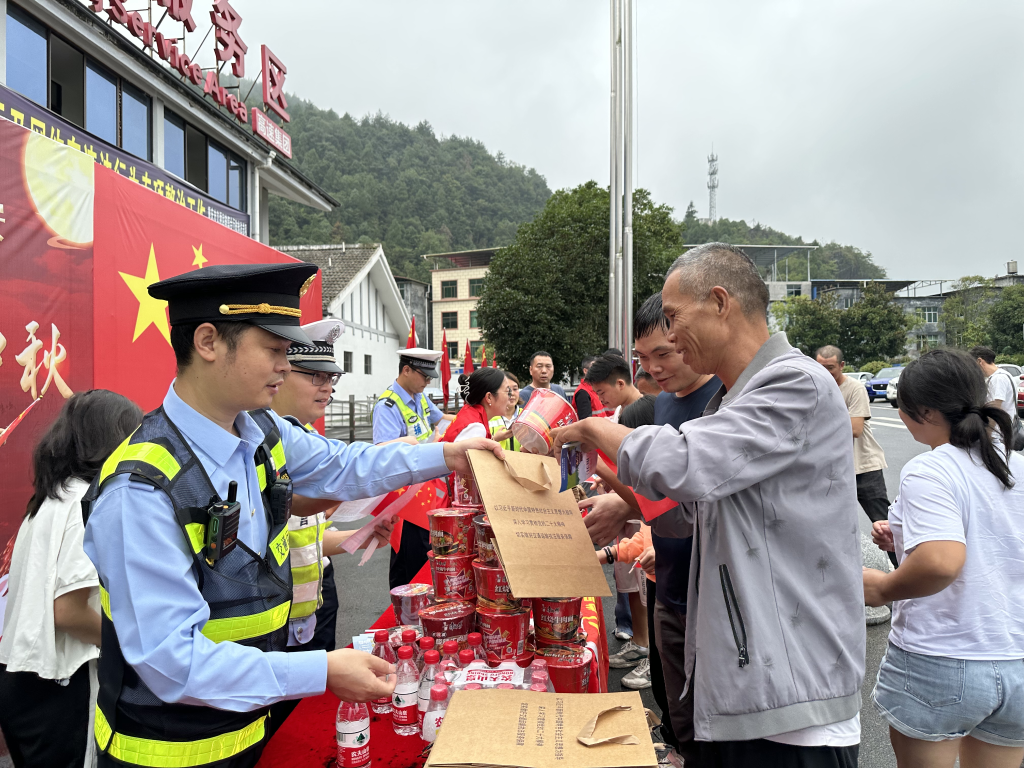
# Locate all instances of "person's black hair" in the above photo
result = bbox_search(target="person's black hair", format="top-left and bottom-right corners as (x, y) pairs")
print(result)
(26, 390), (143, 518)
(170, 321), (251, 371)
(603, 348), (624, 357)
(897, 348), (1014, 489)
(458, 367), (507, 405)
(584, 354), (632, 386)
(529, 351), (553, 366)
(635, 369), (656, 385)
(969, 345), (996, 365)
(619, 394), (656, 429)
(635, 293), (669, 339)
(581, 356), (597, 371)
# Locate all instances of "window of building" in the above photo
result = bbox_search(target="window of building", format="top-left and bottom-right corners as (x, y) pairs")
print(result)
(441, 280), (458, 299)
(447, 341), (459, 360)
(470, 310), (479, 328)
(49, 34), (85, 127)
(916, 306), (939, 324)
(185, 124), (207, 192)
(7, 5), (48, 106)
(469, 278), (484, 297)
(121, 83), (151, 160)
(470, 341), (485, 360)
(842, 297), (855, 309)
(786, 284), (802, 297)
(441, 311), (458, 329)
(228, 154), (244, 210)
(364, 354), (372, 375)
(85, 60), (117, 144)
(343, 351), (353, 373)
(207, 143), (228, 203)
(163, 113), (186, 179)
(917, 334), (940, 351)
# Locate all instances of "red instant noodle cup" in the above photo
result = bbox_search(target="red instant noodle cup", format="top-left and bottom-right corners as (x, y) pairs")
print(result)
(542, 648), (593, 693)
(418, 601), (476, 651)
(534, 597), (583, 643)
(390, 583), (434, 626)
(472, 558), (522, 612)
(428, 508), (477, 556)
(428, 551), (477, 603)
(452, 470), (482, 507)
(473, 514), (499, 566)
(476, 605), (530, 663)
(511, 389), (578, 455)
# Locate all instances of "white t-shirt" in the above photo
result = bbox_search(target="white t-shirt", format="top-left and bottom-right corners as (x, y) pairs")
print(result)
(888, 444), (1024, 660)
(986, 370), (1017, 421)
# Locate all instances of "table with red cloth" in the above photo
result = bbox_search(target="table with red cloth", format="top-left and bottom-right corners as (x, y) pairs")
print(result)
(257, 563), (609, 768)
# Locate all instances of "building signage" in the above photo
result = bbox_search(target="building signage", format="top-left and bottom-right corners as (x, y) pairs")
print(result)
(261, 45), (290, 123)
(0, 83), (251, 234)
(251, 109), (291, 159)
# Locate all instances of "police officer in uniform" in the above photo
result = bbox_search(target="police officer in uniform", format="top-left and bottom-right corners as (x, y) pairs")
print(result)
(372, 348), (452, 588)
(83, 264), (501, 768)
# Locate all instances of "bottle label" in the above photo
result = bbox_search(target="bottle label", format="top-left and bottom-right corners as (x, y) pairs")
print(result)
(422, 710), (446, 743)
(392, 682), (419, 725)
(337, 717), (370, 768)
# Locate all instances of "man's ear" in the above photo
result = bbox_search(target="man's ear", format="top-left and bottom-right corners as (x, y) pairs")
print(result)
(710, 286), (731, 318)
(192, 323), (219, 363)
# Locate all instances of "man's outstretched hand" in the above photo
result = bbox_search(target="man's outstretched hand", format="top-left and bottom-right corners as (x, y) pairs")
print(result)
(442, 437), (505, 475)
(326, 649), (396, 703)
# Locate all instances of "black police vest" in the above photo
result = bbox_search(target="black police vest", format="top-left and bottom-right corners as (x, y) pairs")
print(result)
(83, 407), (293, 767)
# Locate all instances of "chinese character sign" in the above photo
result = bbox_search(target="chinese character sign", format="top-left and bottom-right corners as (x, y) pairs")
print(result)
(261, 45), (290, 123)
(210, 0), (247, 78)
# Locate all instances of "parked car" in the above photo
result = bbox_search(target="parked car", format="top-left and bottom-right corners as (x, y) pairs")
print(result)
(846, 371), (872, 383)
(866, 366), (903, 402)
(997, 363), (1022, 391)
(885, 372), (901, 408)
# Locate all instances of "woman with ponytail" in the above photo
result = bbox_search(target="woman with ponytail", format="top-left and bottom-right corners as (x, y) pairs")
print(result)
(864, 349), (1024, 767)
(442, 367), (514, 444)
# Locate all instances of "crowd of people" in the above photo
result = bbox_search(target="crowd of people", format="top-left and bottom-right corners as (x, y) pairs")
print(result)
(0, 245), (1022, 768)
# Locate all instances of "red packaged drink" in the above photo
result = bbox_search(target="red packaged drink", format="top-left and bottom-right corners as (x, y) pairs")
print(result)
(476, 606), (530, 663)
(473, 559), (522, 612)
(418, 601), (475, 650)
(391, 646), (420, 736)
(336, 700), (370, 768)
(534, 598), (583, 643)
(473, 515), (498, 565)
(421, 685), (449, 744)
(417, 649), (441, 727)
(467, 631), (487, 662)
(428, 508), (477, 556)
(458, 649), (475, 668)
(428, 551), (477, 602)
(370, 630), (396, 714)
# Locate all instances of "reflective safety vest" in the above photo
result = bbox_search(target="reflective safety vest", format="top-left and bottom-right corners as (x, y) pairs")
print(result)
(576, 380), (614, 418)
(282, 417), (328, 621)
(83, 407), (292, 767)
(488, 410), (520, 452)
(375, 387), (433, 442)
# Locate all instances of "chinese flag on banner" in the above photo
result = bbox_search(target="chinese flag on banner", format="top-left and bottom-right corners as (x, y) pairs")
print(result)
(92, 167), (321, 411)
(463, 340), (474, 374)
(440, 330), (450, 410)
(480, 345), (488, 368)
(406, 316), (416, 349)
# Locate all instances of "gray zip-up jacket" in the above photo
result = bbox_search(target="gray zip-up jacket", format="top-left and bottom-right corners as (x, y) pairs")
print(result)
(618, 333), (865, 741)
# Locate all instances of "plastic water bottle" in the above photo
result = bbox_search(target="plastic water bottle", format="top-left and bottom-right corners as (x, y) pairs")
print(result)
(370, 630), (396, 714)
(391, 645), (420, 736)
(458, 649), (475, 668)
(434, 673), (452, 704)
(401, 628), (418, 652)
(529, 683), (547, 692)
(530, 670), (553, 692)
(439, 640), (460, 676)
(466, 632), (487, 662)
(417, 649), (441, 727)
(416, 636), (435, 671)
(421, 684), (450, 744)
(336, 700), (370, 768)
(525, 657), (547, 686)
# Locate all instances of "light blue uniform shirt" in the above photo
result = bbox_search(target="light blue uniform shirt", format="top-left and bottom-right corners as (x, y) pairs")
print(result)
(84, 383), (449, 712)
(371, 381), (444, 445)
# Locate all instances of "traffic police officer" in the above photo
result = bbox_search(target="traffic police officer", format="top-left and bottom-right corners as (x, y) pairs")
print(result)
(83, 264), (500, 767)
(372, 348), (452, 588)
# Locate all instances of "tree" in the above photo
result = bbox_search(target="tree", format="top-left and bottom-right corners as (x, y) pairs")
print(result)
(839, 283), (916, 364)
(988, 284), (1024, 356)
(476, 182), (682, 383)
(770, 294), (841, 357)
(940, 276), (995, 348)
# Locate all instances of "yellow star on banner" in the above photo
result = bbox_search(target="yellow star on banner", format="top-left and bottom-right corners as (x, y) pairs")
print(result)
(119, 244), (171, 345)
(192, 244), (207, 268)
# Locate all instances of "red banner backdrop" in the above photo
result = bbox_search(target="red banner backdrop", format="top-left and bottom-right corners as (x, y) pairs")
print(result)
(0, 119), (322, 636)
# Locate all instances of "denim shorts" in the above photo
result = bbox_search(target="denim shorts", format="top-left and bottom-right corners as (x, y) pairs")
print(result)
(873, 641), (1024, 746)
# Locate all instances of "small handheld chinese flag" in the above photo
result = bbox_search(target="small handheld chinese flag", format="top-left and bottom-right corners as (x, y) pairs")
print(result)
(463, 340), (474, 374)
(406, 316), (416, 349)
(480, 345), (488, 368)
(440, 331), (450, 410)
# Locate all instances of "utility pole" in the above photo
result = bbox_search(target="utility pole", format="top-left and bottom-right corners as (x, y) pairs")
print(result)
(707, 149), (719, 223)
(608, 0), (633, 354)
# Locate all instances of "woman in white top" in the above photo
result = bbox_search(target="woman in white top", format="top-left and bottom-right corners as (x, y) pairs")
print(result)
(863, 348), (1024, 768)
(0, 390), (142, 768)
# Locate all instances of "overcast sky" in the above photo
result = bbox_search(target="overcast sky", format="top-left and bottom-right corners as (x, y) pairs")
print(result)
(234, 0), (1024, 281)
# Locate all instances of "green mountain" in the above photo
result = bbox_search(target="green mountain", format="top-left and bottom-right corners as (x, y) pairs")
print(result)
(266, 98), (552, 282)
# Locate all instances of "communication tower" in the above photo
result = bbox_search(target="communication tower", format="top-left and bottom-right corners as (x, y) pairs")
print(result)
(707, 150), (719, 223)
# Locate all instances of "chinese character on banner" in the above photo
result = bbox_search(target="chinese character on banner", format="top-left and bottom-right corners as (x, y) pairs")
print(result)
(210, 0), (247, 78)
(156, 0), (197, 32)
(261, 45), (289, 123)
(14, 322), (73, 401)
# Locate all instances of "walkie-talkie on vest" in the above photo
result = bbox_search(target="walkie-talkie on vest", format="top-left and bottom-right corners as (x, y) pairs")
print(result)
(205, 480), (240, 565)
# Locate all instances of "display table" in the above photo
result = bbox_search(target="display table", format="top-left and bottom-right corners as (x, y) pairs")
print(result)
(257, 563), (609, 767)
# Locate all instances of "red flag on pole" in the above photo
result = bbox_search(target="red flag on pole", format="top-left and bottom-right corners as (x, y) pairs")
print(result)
(440, 330), (450, 410)
(492, 356), (498, 368)
(480, 345), (488, 369)
(406, 316), (416, 349)
(463, 340), (474, 374)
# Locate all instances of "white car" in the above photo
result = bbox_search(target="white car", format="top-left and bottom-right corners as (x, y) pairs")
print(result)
(885, 372), (900, 408)
(846, 371), (872, 383)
